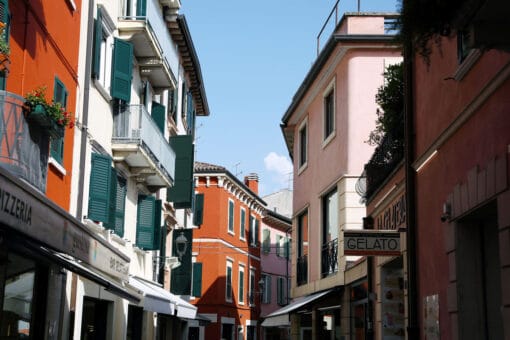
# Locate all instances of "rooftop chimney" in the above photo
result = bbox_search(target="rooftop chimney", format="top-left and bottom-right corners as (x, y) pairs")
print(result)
(244, 173), (259, 195)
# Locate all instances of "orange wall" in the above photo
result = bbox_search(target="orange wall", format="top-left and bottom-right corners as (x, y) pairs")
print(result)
(193, 175), (263, 338)
(8, 0), (81, 210)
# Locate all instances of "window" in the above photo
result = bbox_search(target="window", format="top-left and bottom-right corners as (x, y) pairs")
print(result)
(285, 237), (291, 259)
(297, 210), (309, 286)
(238, 265), (245, 304)
(262, 229), (270, 253)
(277, 277), (287, 306)
(228, 199), (235, 234)
(49, 77), (68, 164)
(322, 188), (339, 277)
(261, 274), (271, 304)
(226, 261), (233, 302)
(324, 88), (335, 139)
(248, 216), (259, 246)
(92, 6), (115, 98)
(249, 268), (256, 306)
(298, 119), (307, 169)
(240, 208), (246, 240)
(276, 235), (283, 257)
(457, 29), (472, 64)
(88, 153), (127, 237)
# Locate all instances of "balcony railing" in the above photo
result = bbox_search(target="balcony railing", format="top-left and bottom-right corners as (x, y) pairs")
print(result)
(0, 91), (48, 192)
(364, 135), (404, 201)
(321, 239), (338, 277)
(118, 0), (179, 87)
(112, 104), (175, 188)
(297, 254), (308, 286)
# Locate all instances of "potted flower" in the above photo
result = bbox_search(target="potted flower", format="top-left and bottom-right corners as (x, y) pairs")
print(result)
(24, 86), (75, 138)
(0, 22), (10, 73)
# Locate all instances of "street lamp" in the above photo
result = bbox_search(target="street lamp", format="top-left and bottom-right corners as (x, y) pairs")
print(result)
(175, 231), (188, 260)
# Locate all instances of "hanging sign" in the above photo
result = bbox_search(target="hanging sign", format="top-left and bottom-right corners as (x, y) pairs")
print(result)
(344, 230), (401, 256)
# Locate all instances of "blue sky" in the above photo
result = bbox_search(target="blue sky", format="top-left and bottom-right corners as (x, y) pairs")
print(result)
(181, 0), (399, 197)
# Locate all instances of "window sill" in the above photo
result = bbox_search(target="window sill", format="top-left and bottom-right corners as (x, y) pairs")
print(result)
(94, 79), (113, 102)
(297, 162), (308, 176)
(228, 230), (235, 236)
(322, 131), (336, 149)
(66, 0), (77, 11)
(49, 157), (66, 176)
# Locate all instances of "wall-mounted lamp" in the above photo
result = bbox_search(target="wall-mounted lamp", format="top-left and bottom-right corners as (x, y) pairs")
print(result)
(175, 231), (188, 260)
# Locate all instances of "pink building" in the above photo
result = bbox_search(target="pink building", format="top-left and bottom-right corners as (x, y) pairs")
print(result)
(275, 12), (401, 339)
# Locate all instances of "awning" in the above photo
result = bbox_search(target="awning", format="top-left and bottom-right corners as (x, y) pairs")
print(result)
(38, 247), (140, 303)
(174, 294), (197, 319)
(128, 277), (176, 315)
(261, 289), (333, 328)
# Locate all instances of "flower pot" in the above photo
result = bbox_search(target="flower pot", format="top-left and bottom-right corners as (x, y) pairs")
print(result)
(26, 104), (53, 128)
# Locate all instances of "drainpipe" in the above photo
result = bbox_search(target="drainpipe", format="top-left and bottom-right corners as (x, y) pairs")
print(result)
(403, 22), (419, 339)
(75, 0), (95, 220)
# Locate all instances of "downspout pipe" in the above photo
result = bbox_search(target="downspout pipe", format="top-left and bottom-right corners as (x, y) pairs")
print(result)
(404, 24), (419, 339)
(75, 1), (95, 220)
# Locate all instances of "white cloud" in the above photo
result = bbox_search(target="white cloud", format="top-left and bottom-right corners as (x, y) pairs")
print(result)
(264, 152), (293, 186)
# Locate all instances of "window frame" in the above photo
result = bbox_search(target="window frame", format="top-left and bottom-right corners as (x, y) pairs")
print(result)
(249, 268), (256, 306)
(93, 6), (115, 100)
(261, 274), (271, 304)
(238, 264), (245, 305)
(322, 79), (336, 146)
(239, 207), (246, 241)
(226, 260), (233, 303)
(227, 199), (235, 235)
(298, 117), (308, 173)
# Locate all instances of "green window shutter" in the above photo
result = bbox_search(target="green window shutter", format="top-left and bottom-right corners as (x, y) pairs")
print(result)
(50, 78), (68, 163)
(240, 209), (246, 239)
(136, 0), (146, 16)
(192, 262), (202, 297)
(136, 195), (156, 250)
(193, 193), (204, 226)
(170, 229), (193, 295)
(248, 216), (254, 245)
(111, 38), (133, 102)
(151, 102), (166, 134)
(103, 167), (118, 232)
(239, 269), (244, 303)
(110, 175), (126, 237)
(262, 229), (270, 253)
(168, 135), (194, 208)
(153, 199), (162, 249)
(92, 9), (102, 78)
(88, 153), (113, 223)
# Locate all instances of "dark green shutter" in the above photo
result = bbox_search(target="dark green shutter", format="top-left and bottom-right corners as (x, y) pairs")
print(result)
(136, 195), (156, 250)
(255, 219), (260, 246)
(240, 209), (246, 239)
(168, 135), (194, 208)
(151, 102), (166, 134)
(153, 200), (162, 249)
(192, 262), (202, 297)
(193, 193), (204, 226)
(136, 0), (146, 16)
(92, 9), (102, 78)
(111, 38), (133, 102)
(170, 229), (193, 295)
(50, 78), (68, 163)
(104, 167), (118, 231)
(88, 153), (113, 223)
(228, 200), (234, 232)
(249, 216), (254, 245)
(111, 175), (126, 237)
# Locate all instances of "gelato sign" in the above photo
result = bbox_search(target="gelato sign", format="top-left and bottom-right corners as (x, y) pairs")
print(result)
(344, 230), (401, 256)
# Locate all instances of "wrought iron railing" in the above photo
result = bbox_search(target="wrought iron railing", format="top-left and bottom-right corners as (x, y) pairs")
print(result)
(112, 104), (175, 182)
(297, 254), (308, 286)
(0, 91), (48, 192)
(321, 239), (338, 277)
(364, 135), (403, 201)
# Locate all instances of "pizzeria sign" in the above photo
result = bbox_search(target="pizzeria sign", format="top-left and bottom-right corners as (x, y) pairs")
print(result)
(344, 230), (401, 256)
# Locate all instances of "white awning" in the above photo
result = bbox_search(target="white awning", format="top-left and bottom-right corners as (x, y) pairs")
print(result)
(129, 277), (176, 315)
(174, 295), (197, 319)
(261, 289), (333, 328)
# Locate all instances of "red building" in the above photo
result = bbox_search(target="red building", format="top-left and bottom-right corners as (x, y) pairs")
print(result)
(192, 162), (266, 340)
(404, 1), (510, 338)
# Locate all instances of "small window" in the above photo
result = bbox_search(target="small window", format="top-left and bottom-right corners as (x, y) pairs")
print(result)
(298, 119), (307, 169)
(226, 261), (233, 302)
(261, 274), (271, 304)
(238, 265), (245, 305)
(228, 199), (235, 234)
(324, 89), (335, 139)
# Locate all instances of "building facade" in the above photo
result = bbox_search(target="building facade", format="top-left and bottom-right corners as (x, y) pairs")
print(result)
(277, 11), (401, 340)
(192, 163), (265, 340)
(406, 2), (510, 339)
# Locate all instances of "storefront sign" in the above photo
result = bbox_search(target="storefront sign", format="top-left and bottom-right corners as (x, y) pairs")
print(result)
(376, 193), (406, 230)
(344, 230), (401, 256)
(0, 172), (129, 280)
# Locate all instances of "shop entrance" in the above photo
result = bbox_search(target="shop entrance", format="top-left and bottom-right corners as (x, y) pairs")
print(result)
(81, 297), (109, 340)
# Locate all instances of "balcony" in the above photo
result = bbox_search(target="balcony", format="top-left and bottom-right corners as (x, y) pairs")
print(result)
(297, 254), (308, 286)
(117, 0), (179, 89)
(321, 239), (338, 278)
(112, 104), (175, 190)
(0, 91), (48, 192)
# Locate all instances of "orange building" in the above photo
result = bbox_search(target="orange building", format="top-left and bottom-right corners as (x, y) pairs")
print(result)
(6, 0), (79, 209)
(192, 162), (266, 340)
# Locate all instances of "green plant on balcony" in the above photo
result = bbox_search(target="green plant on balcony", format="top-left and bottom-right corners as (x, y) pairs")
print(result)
(23, 86), (75, 138)
(0, 22), (9, 56)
